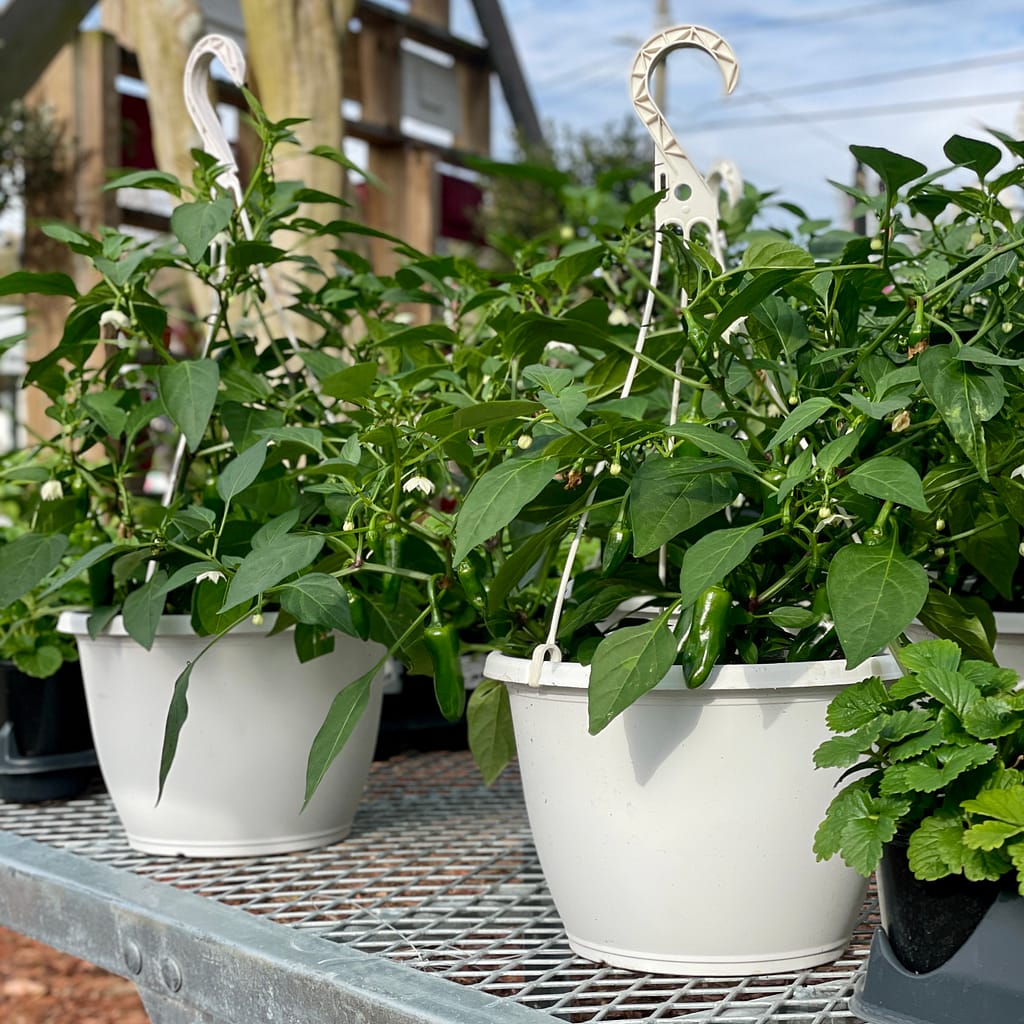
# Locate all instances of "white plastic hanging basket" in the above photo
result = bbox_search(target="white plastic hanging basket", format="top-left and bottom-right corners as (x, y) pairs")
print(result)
(487, 650), (899, 975)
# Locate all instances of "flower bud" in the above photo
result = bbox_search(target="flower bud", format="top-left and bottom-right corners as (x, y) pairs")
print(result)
(251, 611), (264, 626)
(934, 519), (945, 532)
(891, 410), (911, 433)
(517, 434), (532, 450)
(40, 479), (63, 501)
(608, 461), (622, 477)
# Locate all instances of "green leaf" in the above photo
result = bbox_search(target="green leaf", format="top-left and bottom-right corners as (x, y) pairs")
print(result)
(962, 787), (1024, 826)
(850, 145), (927, 194)
(827, 537), (929, 668)
(664, 423), (759, 476)
(846, 456), (930, 513)
(766, 397), (833, 449)
(254, 426), (325, 455)
(305, 667), (378, 805)
(216, 439), (269, 503)
(963, 820), (1024, 851)
(908, 813), (965, 879)
(813, 720), (884, 769)
(278, 573), (356, 634)
(588, 619), (677, 734)
(82, 391), (129, 438)
(959, 498), (1019, 600)
(879, 708), (936, 743)
(121, 570), (168, 650)
(0, 533), (69, 607)
(944, 134), (1002, 180)
(171, 196), (234, 263)
(740, 238), (815, 270)
(467, 678), (516, 785)
(882, 743), (995, 794)
(452, 457), (557, 565)
(826, 675), (890, 731)
(898, 638), (962, 675)
(538, 384), (588, 426)
(0, 270), (78, 298)
(13, 645), (63, 679)
(523, 365), (573, 394)
(840, 812), (898, 877)
(678, 526), (763, 608)
(157, 359), (219, 452)
(158, 656), (196, 802)
(917, 590), (995, 664)
(320, 362), (378, 403)
(39, 542), (123, 598)
(450, 400), (541, 433)
(251, 509), (302, 549)
(220, 535), (324, 611)
(104, 168), (182, 195)
(629, 456), (736, 556)
(817, 431), (860, 474)
(889, 721), (946, 761)
(919, 344), (1005, 480)
(767, 606), (818, 630)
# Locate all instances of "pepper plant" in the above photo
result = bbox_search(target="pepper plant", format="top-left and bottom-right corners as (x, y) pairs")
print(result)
(814, 638), (1024, 889)
(390, 131), (1024, 783)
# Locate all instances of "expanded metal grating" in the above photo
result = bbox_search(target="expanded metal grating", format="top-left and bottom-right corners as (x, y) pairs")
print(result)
(0, 750), (873, 1023)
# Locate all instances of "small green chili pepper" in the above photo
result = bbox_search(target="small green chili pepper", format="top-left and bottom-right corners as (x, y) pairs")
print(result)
(787, 619), (838, 663)
(381, 529), (403, 609)
(678, 585), (731, 688)
(457, 559), (487, 608)
(345, 586), (370, 640)
(601, 520), (632, 577)
(424, 623), (465, 721)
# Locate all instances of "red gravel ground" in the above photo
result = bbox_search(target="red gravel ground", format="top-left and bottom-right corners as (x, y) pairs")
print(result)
(0, 926), (148, 1024)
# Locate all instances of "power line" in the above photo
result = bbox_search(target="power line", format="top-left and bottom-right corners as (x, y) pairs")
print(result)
(689, 89), (1024, 133)
(726, 49), (1024, 107)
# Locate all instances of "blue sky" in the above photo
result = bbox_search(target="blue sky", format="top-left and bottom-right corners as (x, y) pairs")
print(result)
(453, 0), (1024, 221)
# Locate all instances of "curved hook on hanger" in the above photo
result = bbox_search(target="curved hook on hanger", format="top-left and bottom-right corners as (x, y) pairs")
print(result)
(184, 34), (247, 205)
(706, 158), (743, 210)
(630, 25), (739, 242)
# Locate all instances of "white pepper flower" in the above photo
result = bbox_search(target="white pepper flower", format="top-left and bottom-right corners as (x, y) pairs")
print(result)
(196, 570), (225, 585)
(814, 510), (855, 534)
(99, 310), (130, 332)
(40, 479), (63, 501)
(402, 475), (435, 496)
(1012, 464), (1024, 480)
(608, 307), (630, 327)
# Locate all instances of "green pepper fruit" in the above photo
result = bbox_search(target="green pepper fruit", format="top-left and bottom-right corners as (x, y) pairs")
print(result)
(787, 619), (838, 663)
(381, 530), (403, 609)
(345, 586), (370, 640)
(424, 622), (465, 722)
(678, 585), (731, 688)
(457, 559), (487, 608)
(601, 521), (632, 577)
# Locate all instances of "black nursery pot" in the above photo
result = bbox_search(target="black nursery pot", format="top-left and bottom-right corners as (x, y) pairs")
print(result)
(0, 660), (93, 758)
(877, 836), (1003, 974)
(0, 660), (97, 801)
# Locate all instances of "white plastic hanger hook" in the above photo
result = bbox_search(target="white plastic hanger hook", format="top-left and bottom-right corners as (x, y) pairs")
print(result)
(630, 25), (739, 241)
(184, 34), (247, 205)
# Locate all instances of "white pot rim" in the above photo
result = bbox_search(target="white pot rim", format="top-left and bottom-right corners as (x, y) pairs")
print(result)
(485, 649), (900, 692)
(57, 611), (278, 638)
(995, 611), (1024, 632)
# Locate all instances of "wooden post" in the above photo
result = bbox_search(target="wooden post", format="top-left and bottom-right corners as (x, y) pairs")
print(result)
(21, 31), (119, 442)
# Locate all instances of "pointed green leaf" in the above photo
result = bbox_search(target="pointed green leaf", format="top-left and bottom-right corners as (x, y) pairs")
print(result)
(467, 678), (516, 785)
(813, 719), (885, 769)
(629, 456), (736, 556)
(305, 667), (378, 804)
(766, 397), (833, 449)
(278, 573), (356, 634)
(916, 591), (995, 664)
(846, 456), (930, 513)
(538, 384), (587, 426)
(171, 196), (234, 263)
(0, 533), (69, 607)
(157, 359), (219, 453)
(917, 667), (979, 719)
(121, 570), (168, 650)
(664, 423), (759, 476)
(523, 365), (573, 394)
(216, 439), (268, 503)
(588, 619), (677, 734)
(320, 361), (378, 403)
(850, 145), (927, 194)
(158, 657), (196, 802)
(453, 457), (557, 565)
(678, 526), (763, 608)
(944, 134), (1002, 180)
(220, 534), (324, 611)
(827, 537), (929, 668)
(919, 344), (1005, 480)
(251, 509), (302, 549)
(963, 820), (1024, 851)
(0, 270), (78, 298)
